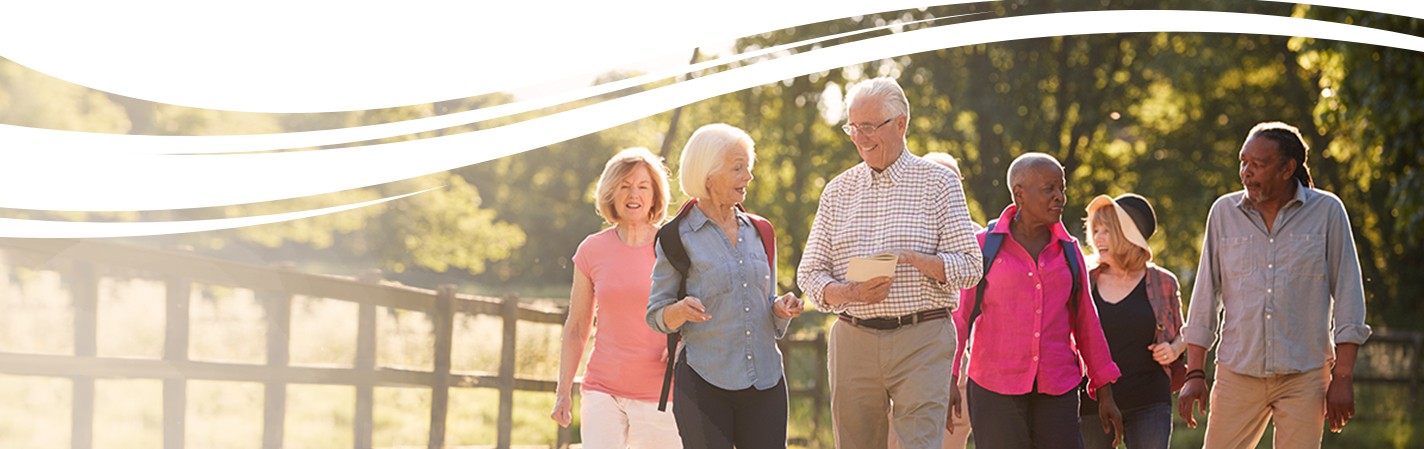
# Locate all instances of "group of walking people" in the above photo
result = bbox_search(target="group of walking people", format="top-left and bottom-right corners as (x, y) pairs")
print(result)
(551, 76), (1371, 449)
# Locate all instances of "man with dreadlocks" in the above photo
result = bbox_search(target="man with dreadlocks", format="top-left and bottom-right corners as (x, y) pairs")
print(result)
(1178, 121), (1372, 448)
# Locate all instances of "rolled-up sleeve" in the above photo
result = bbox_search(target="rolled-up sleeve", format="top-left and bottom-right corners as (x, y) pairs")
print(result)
(934, 175), (983, 292)
(1326, 201), (1371, 345)
(797, 186), (842, 313)
(646, 240), (681, 334)
(1183, 202), (1224, 350)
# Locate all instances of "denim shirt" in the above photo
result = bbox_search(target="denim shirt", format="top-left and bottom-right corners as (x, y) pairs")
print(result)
(646, 206), (790, 391)
(1183, 185), (1371, 377)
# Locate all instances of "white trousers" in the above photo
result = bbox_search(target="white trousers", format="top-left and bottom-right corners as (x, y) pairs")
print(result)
(580, 390), (684, 449)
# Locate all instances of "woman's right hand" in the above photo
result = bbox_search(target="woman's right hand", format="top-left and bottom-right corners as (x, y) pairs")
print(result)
(550, 393), (573, 428)
(672, 296), (711, 323)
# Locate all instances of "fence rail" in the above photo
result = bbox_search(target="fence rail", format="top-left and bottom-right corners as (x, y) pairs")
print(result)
(0, 239), (827, 449)
(0, 238), (1415, 448)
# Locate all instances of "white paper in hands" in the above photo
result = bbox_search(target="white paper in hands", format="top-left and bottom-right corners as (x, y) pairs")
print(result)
(846, 253), (898, 282)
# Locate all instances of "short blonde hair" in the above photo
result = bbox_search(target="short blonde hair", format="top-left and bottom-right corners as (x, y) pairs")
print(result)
(678, 124), (754, 200)
(595, 147), (671, 225)
(1086, 204), (1151, 270)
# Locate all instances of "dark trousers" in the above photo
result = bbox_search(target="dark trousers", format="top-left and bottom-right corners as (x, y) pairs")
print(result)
(1080, 402), (1172, 449)
(673, 355), (788, 449)
(967, 379), (1084, 449)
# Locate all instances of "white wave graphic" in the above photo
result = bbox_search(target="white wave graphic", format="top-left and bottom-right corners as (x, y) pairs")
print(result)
(2, 9), (1421, 216)
(0, 1), (942, 113)
(0, 13), (973, 156)
(0, 188), (436, 238)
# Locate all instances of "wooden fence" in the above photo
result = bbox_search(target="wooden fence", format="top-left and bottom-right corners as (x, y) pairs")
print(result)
(0, 238), (1417, 448)
(0, 238), (828, 449)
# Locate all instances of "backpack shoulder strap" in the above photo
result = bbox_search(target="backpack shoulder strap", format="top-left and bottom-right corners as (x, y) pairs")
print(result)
(1060, 239), (1083, 315)
(655, 199), (698, 412)
(744, 212), (777, 274)
(967, 219), (1003, 338)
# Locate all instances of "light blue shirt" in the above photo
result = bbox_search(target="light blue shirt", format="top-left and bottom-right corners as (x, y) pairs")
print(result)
(1183, 184), (1372, 377)
(646, 206), (789, 391)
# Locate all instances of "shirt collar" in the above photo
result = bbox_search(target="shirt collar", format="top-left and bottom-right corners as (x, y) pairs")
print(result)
(862, 147), (911, 187)
(1235, 180), (1312, 211)
(686, 203), (749, 231)
(990, 204), (1074, 242)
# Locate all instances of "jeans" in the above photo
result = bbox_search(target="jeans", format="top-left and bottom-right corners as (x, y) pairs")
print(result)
(966, 379), (1083, 449)
(1079, 402), (1172, 449)
(672, 355), (788, 449)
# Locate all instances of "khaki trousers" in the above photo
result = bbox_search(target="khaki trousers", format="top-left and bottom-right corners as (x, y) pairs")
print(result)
(830, 317), (954, 449)
(1203, 366), (1328, 449)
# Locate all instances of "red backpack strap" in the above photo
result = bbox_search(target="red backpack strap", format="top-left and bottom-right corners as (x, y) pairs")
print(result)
(733, 203), (777, 274)
(746, 214), (776, 273)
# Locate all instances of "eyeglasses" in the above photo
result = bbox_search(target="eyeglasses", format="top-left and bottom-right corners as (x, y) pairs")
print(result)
(841, 116), (896, 135)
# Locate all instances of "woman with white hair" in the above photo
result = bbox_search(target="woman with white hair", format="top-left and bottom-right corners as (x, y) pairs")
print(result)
(551, 147), (682, 449)
(646, 123), (803, 449)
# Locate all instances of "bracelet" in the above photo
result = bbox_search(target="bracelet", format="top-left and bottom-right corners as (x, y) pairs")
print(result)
(1186, 369), (1205, 378)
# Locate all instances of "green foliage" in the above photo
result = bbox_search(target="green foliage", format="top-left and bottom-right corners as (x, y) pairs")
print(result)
(1294, 6), (1424, 327)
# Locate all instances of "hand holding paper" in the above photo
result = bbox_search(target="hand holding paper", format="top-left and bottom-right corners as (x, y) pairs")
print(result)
(846, 253), (898, 282)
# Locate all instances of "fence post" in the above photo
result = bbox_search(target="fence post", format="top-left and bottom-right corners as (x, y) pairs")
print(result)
(164, 274), (192, 449)
(262, 262), (294, 449)
(428, 285), (456, 449)
(555, 304), (572, 449)
(355, 269), (382, 449)
(71, 261), (97, 449)
(497, 295), (519, 449)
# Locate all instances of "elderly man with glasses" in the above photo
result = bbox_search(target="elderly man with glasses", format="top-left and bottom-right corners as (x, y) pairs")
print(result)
(797, 77), (983, 449)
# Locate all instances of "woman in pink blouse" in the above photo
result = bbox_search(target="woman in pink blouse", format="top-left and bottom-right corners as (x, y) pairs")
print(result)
(949, 153), (1124, 448)
(550, 148), (682, 449)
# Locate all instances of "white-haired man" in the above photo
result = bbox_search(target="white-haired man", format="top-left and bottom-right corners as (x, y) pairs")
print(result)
(797, 77), (983, 449)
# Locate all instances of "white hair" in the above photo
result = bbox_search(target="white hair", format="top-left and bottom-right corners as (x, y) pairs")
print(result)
(922, 152), (962, 177)
(845, 77), (910, 121)
(679, 123), (754, 199)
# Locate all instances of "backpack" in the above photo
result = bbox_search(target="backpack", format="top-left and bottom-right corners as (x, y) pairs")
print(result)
(655, 199), (776, 412)
(965, 218), (1083, 342)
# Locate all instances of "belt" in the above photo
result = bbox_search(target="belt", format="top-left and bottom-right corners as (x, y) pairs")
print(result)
(838, 308), (950, 330)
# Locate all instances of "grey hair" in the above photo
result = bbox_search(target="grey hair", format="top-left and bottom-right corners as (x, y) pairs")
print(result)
(1006, 152), (1063, 193)
(922, 152), (962, 177)
(845, 77), (910, 122)
(679, 123), (755, 199)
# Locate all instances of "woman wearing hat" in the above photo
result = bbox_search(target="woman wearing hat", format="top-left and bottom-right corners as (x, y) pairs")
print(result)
(1079, 194), (1185, 449)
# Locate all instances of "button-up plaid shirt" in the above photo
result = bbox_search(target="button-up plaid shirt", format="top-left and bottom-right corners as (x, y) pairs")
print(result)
(797, 149), (983, 318)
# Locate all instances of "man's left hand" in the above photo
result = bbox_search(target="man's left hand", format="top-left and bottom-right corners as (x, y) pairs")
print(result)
(1325, 373), (1355, 433)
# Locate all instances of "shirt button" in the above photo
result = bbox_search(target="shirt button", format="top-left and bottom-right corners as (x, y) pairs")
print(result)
(1028, 273), (1034, 277)
(738, 238), (743, 242)
(1036, 309), (1042, 314)
(739, 260), (744, 264)
(1268, 264), (1273, 269)
(1035, 284), (1041, 290)
(1270, 238), (1275, 243)
(743, 283), (748, 288)
(744, 307), (750, 312)
(1032, 356), (1039, 361)
(746, 355), (752, 360)
(1266, 313), (1273, 319)
(746, 330), (752, 335)
(1034, 332), (1041, 338)
(1267, 288), (1273, 294)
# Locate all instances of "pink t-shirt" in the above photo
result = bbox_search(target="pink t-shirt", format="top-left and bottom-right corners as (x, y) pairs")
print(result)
(572, 227), (668, 401)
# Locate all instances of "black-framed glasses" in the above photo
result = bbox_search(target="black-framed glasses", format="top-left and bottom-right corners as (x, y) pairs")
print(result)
(841, 116), (896, 135)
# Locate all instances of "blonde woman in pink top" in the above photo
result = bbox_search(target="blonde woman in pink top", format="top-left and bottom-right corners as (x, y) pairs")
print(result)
(551, 148), (682, 449)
